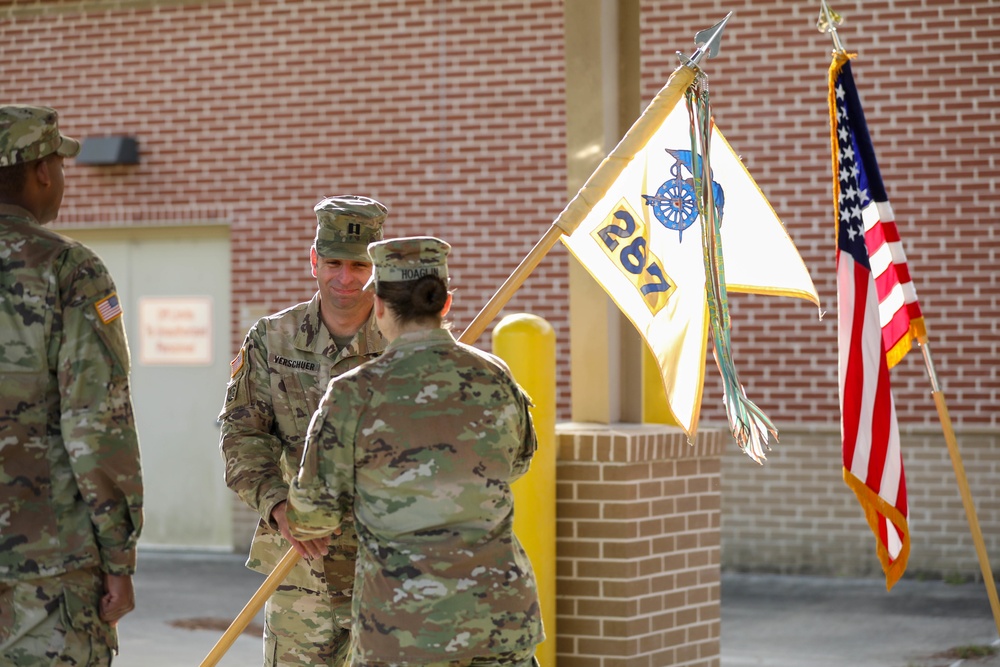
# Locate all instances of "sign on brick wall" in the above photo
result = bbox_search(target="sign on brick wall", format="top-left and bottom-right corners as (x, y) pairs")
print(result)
(138, 296), (213, 366)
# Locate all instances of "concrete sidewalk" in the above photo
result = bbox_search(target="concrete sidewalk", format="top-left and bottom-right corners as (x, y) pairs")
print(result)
(115, 549), (1000, 667)
(114, 550), (264, 667)
(721, 572), (1000, 667)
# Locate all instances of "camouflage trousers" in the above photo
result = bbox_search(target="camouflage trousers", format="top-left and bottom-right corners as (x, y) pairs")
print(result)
(264, 584), (352, 667)
(0, 567), (116, 667)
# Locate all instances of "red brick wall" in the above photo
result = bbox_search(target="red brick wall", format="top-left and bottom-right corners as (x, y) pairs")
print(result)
(3, 0), (571, 411)
(722, 427), (1000, 579)
(8, 0), (994, 429)
(5, 0), (998, 584)
(640, 0), (1000, 582)
(640, 0), (999, 432)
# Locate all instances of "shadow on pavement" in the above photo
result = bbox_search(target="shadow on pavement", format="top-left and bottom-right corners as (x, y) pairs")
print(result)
(114, 549), (1000, 667)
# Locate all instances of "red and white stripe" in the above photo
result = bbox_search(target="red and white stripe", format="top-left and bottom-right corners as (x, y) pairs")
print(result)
(862, 201), (926, 367)
(838, 248), (909, 576)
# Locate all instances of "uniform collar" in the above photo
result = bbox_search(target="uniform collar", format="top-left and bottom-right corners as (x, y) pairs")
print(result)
(385, 327), (455, 353)
(0, 203), (40, 225)
(294, 293), (386, 360)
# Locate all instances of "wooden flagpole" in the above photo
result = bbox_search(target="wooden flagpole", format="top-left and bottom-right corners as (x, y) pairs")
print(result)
(199, 547), (300, 667)
(819, 0), (1000, 636)
(920, 341), (1000, 637)
(199, 14), (733, 666)
(464, 12), (731, 342)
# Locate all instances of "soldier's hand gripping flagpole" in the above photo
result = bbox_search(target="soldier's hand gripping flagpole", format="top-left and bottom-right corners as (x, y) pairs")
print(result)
(199, 14), (732, 667)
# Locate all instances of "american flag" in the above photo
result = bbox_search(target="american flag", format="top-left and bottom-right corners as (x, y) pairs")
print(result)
(831, 53), (924, 590)
(95, 293), (123, 324)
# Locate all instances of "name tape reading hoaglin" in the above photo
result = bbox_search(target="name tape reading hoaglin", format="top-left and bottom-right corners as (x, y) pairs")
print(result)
(398, 267), (442, 280)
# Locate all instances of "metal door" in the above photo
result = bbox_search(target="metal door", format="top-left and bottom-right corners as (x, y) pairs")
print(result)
(61, 225), (233, 549)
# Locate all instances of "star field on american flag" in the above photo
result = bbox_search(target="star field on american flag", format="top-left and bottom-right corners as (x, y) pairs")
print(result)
(835, 81), (872, 271)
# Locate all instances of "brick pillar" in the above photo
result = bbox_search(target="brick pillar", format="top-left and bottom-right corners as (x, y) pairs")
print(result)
(554, 424), (723, 667)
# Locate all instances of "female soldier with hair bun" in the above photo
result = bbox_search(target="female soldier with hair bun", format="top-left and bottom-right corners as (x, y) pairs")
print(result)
(287, 236), (544, 667)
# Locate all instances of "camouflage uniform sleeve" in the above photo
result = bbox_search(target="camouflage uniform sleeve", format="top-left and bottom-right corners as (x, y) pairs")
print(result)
(218, 325), (288, 525)
(509, 377), (538, 482)
(286, 377), (360, 540)
(58, 248), (144, 576)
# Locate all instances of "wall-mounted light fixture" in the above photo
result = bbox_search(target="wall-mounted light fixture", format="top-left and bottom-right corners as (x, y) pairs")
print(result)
(76, 136), (140, 165)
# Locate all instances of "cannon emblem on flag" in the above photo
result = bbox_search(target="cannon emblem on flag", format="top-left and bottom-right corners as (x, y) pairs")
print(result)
(642, 148), (725, 242)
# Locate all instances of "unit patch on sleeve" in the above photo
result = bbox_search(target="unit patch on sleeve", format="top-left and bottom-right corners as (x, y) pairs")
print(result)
(95, 293), (123, 324)
(230, 348), (245, 377)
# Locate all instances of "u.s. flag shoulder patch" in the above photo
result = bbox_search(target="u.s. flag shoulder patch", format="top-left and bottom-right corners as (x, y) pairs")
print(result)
(95, 294), (123, 324)
(230, 349), (245, 377)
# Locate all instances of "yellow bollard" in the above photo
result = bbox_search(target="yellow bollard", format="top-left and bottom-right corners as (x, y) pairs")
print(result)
(492, 314), (557, 667)
(642, 345), (682, 425)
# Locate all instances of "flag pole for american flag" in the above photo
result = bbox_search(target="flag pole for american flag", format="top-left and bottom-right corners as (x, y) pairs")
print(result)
(820, 0), (1000, 633)
(201, 16), (735, 667)
(917, 339), (1000, 636)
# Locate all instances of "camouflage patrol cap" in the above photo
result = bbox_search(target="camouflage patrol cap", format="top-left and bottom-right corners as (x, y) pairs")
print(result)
(0, 105), (81, 167)
(365, 236), (450, 290)
(313, 195), (388, 261)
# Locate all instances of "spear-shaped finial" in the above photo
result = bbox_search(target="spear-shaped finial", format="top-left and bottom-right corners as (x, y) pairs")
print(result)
(679, 11), (733, 69)
(817, 0), (847, 54)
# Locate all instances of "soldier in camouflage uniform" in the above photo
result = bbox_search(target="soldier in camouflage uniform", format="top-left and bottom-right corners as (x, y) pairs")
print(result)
(0, 105), (145, 665)
(287, 237), (544, 667)
(219, 195), (388, 666)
